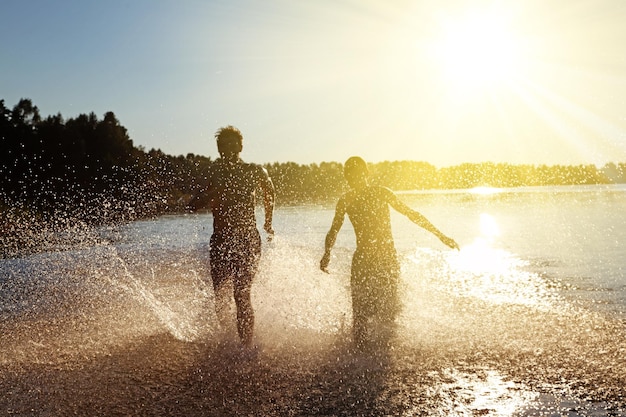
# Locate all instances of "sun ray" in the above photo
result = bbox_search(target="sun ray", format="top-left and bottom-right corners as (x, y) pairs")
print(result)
(511, 82), (592, 158)
(524, 80), (626, 159)
(507, 76), (626, 164)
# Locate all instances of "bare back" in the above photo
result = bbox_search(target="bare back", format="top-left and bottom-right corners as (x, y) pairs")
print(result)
(340, 185), (397, 255)
(208, 158), (269, 234)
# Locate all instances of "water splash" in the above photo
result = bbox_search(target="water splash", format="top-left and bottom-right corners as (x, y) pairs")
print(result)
(254, 236), (352, 346)
(98, 244), (206, 342)
(0, 210), (625, 414)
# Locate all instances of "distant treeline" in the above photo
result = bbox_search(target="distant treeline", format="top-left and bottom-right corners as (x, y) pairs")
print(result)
(2, 98), (625, 224)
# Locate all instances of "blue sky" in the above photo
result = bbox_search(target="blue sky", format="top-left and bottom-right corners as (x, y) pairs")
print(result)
(2, 0), (626, 166)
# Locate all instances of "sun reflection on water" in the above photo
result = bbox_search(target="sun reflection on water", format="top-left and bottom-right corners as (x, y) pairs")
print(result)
(442, 213), (556, 308)
(428, 368), (538, 416)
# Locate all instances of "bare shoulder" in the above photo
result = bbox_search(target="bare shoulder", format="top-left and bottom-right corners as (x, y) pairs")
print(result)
(371, 185), (396, 201)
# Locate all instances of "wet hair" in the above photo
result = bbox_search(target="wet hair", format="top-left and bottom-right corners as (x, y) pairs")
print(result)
(343, 156), (368, 183)
(215, 125), (243, 156)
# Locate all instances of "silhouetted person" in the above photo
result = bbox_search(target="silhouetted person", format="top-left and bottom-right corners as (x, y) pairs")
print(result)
(189, 125), (274, 347)
(320, 156), (458, 350)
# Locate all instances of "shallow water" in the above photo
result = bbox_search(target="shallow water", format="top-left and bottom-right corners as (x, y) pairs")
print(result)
(0, 185), (624, 415)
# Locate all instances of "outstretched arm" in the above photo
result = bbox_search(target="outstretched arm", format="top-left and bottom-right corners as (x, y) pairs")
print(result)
(260, 167), (275, 240)
(320, 199), (346, 273)
(388, 191), (459, 250)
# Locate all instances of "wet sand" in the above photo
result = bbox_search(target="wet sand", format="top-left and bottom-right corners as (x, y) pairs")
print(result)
(1, 329), (624, 417)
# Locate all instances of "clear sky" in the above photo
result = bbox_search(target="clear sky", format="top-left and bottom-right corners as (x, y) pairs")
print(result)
(2, 0), (626, 166)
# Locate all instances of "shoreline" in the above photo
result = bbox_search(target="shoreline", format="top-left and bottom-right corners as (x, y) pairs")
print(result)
(1, 331), (624, 416)
(2, 185), (625, 415)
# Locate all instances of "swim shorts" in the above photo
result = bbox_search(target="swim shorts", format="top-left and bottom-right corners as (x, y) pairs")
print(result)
(209, 228), (261, 289)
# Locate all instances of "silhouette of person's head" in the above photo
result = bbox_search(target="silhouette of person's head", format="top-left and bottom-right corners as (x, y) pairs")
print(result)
(215, 125), (243, 159)
(344, 156), (369, 189)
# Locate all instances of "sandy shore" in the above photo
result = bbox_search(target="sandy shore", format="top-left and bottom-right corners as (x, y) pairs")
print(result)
(1, 330), (624, 417)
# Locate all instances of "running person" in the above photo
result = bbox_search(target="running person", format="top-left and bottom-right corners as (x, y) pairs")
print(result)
(189, 126), (274, 347)
(320, 156), (458, 350)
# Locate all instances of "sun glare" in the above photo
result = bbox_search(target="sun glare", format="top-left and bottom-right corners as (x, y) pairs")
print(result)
(432, 11), (526, 93)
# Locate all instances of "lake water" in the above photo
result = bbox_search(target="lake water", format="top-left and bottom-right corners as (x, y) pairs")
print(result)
(1, 184), (625, 415)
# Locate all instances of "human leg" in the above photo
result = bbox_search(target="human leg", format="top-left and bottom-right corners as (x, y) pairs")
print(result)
(233, 278), (254, 347)
(351, 253), (372, 350)
(210, 234), (232, 334)
(351, 251), (400, 350)
(212, 279), (232, 332)
(231, 230), (261, 347)
(351, 303), (369, 351)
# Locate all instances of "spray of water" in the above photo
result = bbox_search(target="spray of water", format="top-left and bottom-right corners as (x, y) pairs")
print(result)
(0, 215), (624, 415)
(100, 244), (208, 342)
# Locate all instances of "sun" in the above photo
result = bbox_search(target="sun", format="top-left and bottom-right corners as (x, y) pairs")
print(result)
(431, 11), (526, 93)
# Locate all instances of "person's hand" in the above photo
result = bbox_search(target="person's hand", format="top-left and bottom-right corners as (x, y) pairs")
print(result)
(320, 252), (331, 273)
(264, 222), (274, 242)
(441, 235), (460, 250)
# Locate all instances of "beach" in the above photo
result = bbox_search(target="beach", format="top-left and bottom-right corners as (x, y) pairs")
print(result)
(1, 185), (625, 415)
